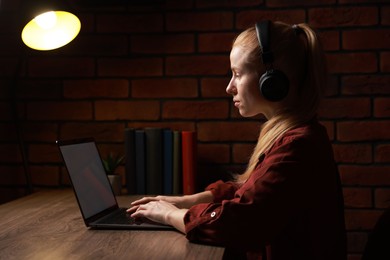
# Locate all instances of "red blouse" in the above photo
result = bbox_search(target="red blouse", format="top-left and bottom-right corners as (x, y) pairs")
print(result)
(184, 120), (347, 260)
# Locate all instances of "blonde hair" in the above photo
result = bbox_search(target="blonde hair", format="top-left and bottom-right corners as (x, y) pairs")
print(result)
(235, 21), (327, 182)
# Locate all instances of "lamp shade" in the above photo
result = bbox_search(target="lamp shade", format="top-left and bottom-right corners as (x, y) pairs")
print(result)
(20, 1), (81, 51)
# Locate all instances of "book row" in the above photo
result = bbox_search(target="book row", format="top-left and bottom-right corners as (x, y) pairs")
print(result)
(124, 128), (197, 195)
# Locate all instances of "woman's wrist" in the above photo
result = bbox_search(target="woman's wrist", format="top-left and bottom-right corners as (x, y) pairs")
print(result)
(182, 191), (213, 208)
(166, 208), (188, 234)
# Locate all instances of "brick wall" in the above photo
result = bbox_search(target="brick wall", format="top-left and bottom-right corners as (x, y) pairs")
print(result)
(0, 0), (389, 258)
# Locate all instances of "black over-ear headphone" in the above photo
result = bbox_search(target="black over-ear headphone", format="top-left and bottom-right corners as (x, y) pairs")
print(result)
(255, 20), (289, 102)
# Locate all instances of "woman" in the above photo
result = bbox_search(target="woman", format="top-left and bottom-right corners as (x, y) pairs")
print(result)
(128, 20), (347, 260)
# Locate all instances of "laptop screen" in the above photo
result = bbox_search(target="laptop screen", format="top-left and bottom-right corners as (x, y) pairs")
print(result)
(59, 140), (117, 219)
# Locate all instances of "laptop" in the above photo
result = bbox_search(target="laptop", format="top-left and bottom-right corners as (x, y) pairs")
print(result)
(57, 137), (173, 230)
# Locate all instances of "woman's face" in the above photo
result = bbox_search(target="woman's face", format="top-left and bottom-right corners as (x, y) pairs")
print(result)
(226, 46), (273, 119)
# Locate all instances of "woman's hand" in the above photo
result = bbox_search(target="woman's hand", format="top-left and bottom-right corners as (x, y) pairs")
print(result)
(128, 200), (187, 233)
(128, 195), (192, 211)
(128, 191), (213, 212)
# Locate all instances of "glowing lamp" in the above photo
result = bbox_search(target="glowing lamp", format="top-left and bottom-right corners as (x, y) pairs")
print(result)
(20, 1), (81, 51)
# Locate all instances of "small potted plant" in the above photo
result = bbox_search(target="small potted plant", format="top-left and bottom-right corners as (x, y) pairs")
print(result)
(102, 152), (124, 195)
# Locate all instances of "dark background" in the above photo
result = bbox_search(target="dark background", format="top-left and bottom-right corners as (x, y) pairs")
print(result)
(1, 0), (389, 258)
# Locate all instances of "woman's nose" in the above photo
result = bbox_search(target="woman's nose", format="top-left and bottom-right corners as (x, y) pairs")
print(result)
(226, 78), (236, 95)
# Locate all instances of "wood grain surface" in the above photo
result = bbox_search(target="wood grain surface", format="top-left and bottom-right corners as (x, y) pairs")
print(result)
(0, 189), (224, 259)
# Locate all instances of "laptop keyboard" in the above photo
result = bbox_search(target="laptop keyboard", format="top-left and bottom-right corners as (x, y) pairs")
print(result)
(98, 208), (140, 225)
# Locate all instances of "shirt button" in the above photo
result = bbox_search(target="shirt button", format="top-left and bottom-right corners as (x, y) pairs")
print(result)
(211, 212), (216, 218)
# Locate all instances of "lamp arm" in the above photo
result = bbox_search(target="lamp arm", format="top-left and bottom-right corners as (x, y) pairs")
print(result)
(10, 55), (33, 194)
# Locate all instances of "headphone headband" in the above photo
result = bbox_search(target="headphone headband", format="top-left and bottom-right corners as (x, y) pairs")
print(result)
(255, 21), (273, 64)
(254, 20), (289, 102)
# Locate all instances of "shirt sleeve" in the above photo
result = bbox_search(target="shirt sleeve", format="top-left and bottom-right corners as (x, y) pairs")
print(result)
(205, 180), (240, 203)
(184, 135), (316, 250)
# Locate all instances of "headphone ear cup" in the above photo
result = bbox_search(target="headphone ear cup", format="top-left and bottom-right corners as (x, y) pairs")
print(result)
(259, 69), (289, 102)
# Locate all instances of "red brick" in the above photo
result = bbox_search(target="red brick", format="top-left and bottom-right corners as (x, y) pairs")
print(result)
(340, 0), (389, 3)
(128, 122), (196, 132)
(0, 34), (20, 56)
(28, 58), (95, 78)
(374, 98), (390, 118)
(0, 12), (18, 33)
(382, 6), (390, 25)
(0, 144), (22, 163)
(198, 33), (236, 53)
(201, 78), (230, 98)
(166, 55), (229, 76)
(18, 79), (62, 99)
(60, 122), (126, 142)
(166, 0), (193, 9)
(236, 10), (306, 29)
(98, 58), (163, 77)
(380, 52), (390, 72)
(339, 165), (390, 186)
(64, 79), (129, 99)
(345, 209), (384, 230)
(326, 53), (377, 74)
(97, 14), (163, 33)
(166, 12), (233, 31)
(343, 187), (372, 208)
(318, 97), (371, 119)
(0, 0), (19, 11)
(342, 75), (390, 95)
(30, 166), (60, 186)
(337, 121), (390, 142)
(319, 30), (340, 51)
(375, 188), (390, 208)
(267, 0), (334, 7)
(196, 0), (262, 8)
(198, 144), (230, 164)
(309, 7), (378, 28)
(163, 100), (229, 119)
(75, 14), (94, 33)
(233, 143), (255, 164)
(23, 123), (58, 142)
(98, 144), (126, 163)
(375, 188), (390, 209)
(0, 123), (17, 141)
(347, 232), (368, 254)
(325, 75), (339, 97)
(66, 35), (128, 56)
(0, 102), (12, 121)
(333, 144), (372, 164)
(132, 78), (198, 98)
(94, 100), (160, 120)
(29, 144), (61, 163)
(0, 58), (19, 77)
(375, 144), (390, 163)
(343, 29), (390, 50)
(131, 34), (194, 54)
(197, 121), (260, 142)
(0, 166), (25, 185)
(27, 101), (93, 121)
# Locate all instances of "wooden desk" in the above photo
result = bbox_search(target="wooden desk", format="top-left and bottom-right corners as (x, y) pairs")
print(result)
(0, 189), (224, 259)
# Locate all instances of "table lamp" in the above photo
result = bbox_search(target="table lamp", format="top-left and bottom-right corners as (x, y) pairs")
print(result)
(12, 0), (81, 194)
(20, 0), (81, 51)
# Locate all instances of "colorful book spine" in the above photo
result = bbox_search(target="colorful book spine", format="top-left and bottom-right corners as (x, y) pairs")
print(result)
(124, 128), (136, 194)
(163, 129), (173, 195)
(172, 130), (182, 195)
(181, 131), (197, 195)
(135, 129), (146, 194)
(145, 127), (163, 195)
